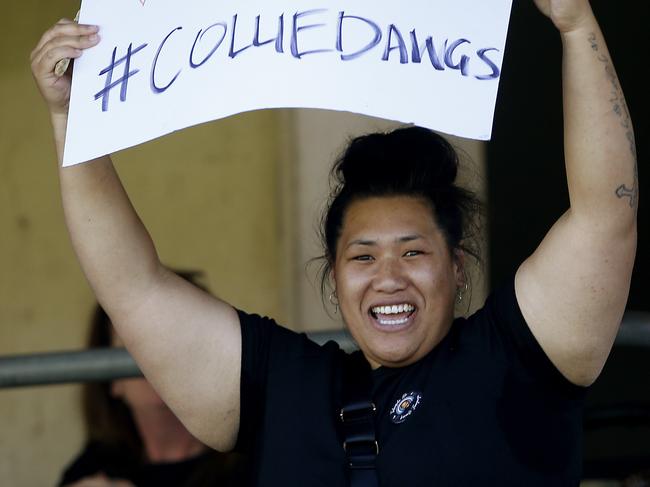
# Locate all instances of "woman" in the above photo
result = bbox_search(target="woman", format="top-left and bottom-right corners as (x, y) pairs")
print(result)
(59, 273), (247, 487)
(31, 0), (637, 485)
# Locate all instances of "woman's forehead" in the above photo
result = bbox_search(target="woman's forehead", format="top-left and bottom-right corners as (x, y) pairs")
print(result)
(339, 196), (441, 243)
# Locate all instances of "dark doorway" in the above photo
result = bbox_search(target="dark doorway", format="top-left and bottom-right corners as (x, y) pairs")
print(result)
(487, 0), (648, 311)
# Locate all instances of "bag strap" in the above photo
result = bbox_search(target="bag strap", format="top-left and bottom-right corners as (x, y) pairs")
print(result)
(339, 352), (379, 487)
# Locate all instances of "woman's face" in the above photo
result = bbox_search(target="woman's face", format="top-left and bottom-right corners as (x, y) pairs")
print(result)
(333, 195), (462, 369)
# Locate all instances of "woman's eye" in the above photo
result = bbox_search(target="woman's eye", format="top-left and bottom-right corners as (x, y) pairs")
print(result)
(353, 255), (373, 262)
(404, 250), (421, 257)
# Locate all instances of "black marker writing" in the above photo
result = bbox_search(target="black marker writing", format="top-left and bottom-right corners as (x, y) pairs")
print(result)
(383, 24), (408, 64)
(94, 43), (148, 112)
(475, 48), (500, 80)
(254, 14), (284, 53)
(190, 22), (228, 68)
(151, 27), (183, 94)
(444, 38), (470, 76)
(291, 9), (333, 59)
(336, 12), (381, 61)
(230, 14), (253, 58)
(410, 32), (444, 70)
(95, 8), (503, 112)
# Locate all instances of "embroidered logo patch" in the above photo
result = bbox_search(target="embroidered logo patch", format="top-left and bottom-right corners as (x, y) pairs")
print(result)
(390, 391), (422, 424)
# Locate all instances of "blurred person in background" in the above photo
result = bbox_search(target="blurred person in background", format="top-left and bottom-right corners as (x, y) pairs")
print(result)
(58, 272), (247, 487)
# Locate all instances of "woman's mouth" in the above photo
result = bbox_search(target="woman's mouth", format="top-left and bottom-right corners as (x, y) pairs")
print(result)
(370, 303), (417, 326)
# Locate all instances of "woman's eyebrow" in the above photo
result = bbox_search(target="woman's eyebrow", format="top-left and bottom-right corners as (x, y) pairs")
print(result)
(346, 239), (376, 250)
(398, 234), (423, 243)
(346, 234), (423, 250)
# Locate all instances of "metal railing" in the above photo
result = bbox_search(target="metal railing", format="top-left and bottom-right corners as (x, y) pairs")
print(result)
(0, 329), (356, 389)
(1, 314), (648, 389)
(0, 348), (138, 388)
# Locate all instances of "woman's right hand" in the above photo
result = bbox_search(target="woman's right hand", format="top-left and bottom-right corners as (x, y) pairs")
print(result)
(30, 19), (100, 117)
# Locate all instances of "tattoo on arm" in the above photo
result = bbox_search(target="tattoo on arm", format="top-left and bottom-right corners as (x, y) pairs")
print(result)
(588, 32), (638, 210)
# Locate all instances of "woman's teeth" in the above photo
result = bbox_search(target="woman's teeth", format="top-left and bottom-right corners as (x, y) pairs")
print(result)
(371, 304), (415, 315)
(370, 303), (415, 326)
(377, 316), (409, 325)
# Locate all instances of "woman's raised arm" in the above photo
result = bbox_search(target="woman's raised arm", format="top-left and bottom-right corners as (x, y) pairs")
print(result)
(516, 0), (637, 386)
(31, 20), (242, 451)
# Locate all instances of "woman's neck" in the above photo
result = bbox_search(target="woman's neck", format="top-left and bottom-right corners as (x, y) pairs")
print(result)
(131, 406), (207, 463)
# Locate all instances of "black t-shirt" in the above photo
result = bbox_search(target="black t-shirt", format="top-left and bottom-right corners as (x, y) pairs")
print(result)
(58, 441), (247, 487)
(236, 277), (587, 486)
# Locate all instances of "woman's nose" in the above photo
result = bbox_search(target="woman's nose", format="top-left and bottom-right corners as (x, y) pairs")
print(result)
(372, 258), (407, 293)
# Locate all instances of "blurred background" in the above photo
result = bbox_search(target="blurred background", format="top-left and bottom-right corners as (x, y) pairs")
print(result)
(0, 0), (646, 485)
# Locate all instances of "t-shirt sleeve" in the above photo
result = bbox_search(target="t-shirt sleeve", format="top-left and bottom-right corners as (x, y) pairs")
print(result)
(487, 276), (588, 398)
(235, 309), (272, 454)
(235, 309), (317, 454)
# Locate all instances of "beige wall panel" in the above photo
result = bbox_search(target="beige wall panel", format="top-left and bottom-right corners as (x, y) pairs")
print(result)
(113, 112), (286, 319)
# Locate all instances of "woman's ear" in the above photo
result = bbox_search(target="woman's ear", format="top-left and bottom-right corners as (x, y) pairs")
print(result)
(453, 249), (466, 288)
(330, 267), (336, 286)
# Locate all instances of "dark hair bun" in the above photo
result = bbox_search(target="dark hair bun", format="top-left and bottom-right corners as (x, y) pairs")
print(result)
(335, 126), (459, 192)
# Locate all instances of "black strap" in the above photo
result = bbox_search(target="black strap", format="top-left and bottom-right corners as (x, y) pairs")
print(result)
(339, 352), (379, 487)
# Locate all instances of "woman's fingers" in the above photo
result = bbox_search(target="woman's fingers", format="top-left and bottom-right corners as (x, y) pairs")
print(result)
(32, 29), (100, 62)
(31, 34), (99, 82)
(32, 22), (99, 62)
(31, 23), (99, 68)
(33, 33), (99, 67)
(32, 45), (83, 77)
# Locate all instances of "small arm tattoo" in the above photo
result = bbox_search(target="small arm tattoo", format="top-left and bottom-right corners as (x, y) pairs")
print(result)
(589, 32), (638, 210)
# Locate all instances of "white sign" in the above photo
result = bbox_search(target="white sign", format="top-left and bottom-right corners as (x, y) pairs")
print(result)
(64, 0), (513, 166)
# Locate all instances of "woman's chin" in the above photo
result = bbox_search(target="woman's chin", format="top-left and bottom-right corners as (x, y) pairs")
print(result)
(361, 338), (421, 369)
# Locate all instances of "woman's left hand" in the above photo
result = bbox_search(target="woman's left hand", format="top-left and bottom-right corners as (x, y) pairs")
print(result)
(533, 0), (595, 33)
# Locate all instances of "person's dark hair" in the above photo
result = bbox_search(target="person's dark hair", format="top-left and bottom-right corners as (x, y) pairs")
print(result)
(318, 126), (482, 297)
(81, 270), (209, 459)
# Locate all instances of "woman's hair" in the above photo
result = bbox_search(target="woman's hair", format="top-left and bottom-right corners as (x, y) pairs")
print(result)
(318, 126), (483, 296)
(81, 270), (209, 458)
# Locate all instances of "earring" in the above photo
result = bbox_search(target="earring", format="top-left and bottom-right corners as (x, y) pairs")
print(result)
(329, 291), (339, 314)
(456, 281), (469, 305)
